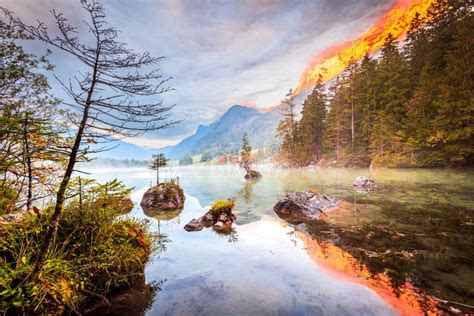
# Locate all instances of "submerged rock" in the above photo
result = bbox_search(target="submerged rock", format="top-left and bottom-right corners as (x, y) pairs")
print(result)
(184, 198), (237, 232)
(273, 190), (341, 224)
(352, 176), (377, 189)
(140, 182), (185, 211)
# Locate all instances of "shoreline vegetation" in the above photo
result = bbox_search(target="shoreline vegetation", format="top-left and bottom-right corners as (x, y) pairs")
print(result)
(0, 179), (153, 314)
(1, 0), (174, 314)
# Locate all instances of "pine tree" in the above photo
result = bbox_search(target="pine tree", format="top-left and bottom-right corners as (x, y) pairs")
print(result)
(150, 153), (168, 185)
(299, 74), (326, 164)
(276, 89), (299, 165)
(370, 34), (411, 166)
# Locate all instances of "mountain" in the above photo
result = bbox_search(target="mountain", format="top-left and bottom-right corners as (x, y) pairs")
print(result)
(159, 124), (211, 159)
(161, 104), (280, 159)
(93, 104), (281, 161)
(92, 139), (155, 161)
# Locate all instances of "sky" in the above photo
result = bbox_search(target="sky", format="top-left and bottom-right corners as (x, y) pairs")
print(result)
(3, 0), (395, 148)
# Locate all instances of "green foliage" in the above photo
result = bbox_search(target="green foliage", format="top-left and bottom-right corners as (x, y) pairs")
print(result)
(149, 153), (168, 170)
(241, 133), (251, 154)
(288, 0), (473, 168)
(0, 185), (17, 215)
(66, 177), (134, 215)
(240, 132), (252, 166)
(299, 74), (326, 162)
(200, 152), (212, 162)
(276, 89), (307, 166)
(149, 153), (168, 184)
(0, 203), (152, 314)
(0, 16), (65, 210)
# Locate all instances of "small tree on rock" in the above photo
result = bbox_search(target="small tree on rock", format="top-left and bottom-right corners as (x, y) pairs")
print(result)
(240, 132), (252, 172)
(150, 153), (168, 185)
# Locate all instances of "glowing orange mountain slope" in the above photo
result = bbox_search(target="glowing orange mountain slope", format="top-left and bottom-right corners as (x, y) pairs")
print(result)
(293, 0), (436, 95)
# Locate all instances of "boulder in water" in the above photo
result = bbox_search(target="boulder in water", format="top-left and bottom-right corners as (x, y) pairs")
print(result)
(140, 182), (185, 212)
(244, 169), (262, 180)
(352, 176), (377, 189)
(273, 190), (341, 224)
(184, 218), (206, 232)
(184, 198), (237, 232)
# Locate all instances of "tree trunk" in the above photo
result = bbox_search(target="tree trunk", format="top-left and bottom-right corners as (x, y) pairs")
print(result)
(32, 49), (99, 277)
(22, 112), (33, 211)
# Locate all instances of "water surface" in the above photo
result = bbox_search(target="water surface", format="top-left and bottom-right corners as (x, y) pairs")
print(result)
(87, 165), (474, 315)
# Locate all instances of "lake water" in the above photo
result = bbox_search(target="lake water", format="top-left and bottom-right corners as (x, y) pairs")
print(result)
(86, 165), (474, 315)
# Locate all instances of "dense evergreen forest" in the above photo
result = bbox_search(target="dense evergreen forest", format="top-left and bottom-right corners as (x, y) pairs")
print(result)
(277, 0), (473, 168)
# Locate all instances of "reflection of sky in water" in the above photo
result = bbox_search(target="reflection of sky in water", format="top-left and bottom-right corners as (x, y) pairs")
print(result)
(85, 165), (474, 315)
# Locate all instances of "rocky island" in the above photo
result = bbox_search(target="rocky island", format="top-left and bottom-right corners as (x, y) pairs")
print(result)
(140, 182), (185, 211)
(184, 198), (237, 232)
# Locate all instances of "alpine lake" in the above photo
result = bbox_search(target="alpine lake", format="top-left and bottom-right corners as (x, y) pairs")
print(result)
(86, 165), (474, 315)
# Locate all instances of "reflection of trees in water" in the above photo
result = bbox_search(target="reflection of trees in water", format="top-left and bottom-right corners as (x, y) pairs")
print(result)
(155, 220), (171, 256)
(286, 225), (298, 247)
(302, 217), (474, 313)
(298, 225), (441, 315)
(142, 208), (182, 257)
(238, 178), (260, 204)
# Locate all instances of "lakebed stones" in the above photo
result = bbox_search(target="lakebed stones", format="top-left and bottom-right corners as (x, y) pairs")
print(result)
(352, 176), (377, 189)
(273, 190), (341, 224)
(184, 198), (237, 232)
(140, 182), (185, 212)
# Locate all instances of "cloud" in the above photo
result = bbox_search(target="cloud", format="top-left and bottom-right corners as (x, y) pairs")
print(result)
(120, 135), (184, 149)
(3, 0), (394, 148)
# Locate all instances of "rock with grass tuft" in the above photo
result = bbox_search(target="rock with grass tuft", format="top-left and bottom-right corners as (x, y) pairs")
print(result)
(184, 198), (237, 232)
(140, 182), (185, 211)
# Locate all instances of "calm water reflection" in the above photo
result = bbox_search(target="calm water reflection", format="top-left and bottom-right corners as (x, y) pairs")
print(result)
(87, 165), (474, 315)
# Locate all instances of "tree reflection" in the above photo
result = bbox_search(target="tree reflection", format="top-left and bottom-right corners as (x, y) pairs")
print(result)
(238, 178), (260, 204)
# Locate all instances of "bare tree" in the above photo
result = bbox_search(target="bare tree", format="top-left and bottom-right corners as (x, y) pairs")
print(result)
(3, 0), (177, 275)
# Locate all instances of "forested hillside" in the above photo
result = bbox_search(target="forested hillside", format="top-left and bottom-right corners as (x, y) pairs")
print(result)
(277, 0), (473, 167)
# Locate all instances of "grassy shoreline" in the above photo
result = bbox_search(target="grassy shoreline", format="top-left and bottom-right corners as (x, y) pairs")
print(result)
(0, 195), (153, 315)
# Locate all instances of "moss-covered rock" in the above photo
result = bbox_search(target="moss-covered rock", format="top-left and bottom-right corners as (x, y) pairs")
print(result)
(140, 182), (185, 211)
(184, 198), (237, 232)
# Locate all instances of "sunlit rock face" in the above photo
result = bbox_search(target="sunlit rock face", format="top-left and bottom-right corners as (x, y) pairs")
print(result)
(273, 190), (341, 224)
(140, 183), (185, 211)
